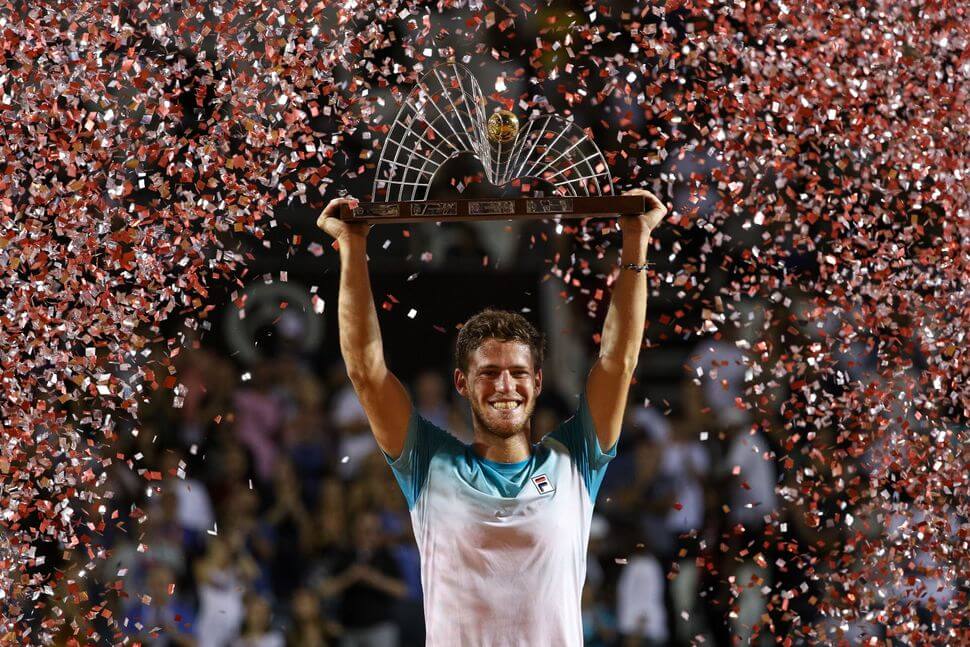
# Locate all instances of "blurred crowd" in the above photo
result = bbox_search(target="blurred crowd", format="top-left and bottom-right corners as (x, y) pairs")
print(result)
(39, 283), (959, 647)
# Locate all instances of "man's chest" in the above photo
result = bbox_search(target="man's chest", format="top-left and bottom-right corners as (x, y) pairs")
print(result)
(417, 455), (591, 557)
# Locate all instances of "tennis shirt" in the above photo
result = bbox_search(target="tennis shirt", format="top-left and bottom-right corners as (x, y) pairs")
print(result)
(383, 394), (616, 646)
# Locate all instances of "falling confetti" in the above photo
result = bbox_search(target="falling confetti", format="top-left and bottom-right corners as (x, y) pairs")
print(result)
(1, 0), (966, 643)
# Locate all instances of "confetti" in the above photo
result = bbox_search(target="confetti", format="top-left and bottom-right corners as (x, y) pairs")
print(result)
(1, 0), (965, 643)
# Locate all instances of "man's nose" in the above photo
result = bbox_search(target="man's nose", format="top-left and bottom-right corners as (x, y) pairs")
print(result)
(495, 371), (514, 391)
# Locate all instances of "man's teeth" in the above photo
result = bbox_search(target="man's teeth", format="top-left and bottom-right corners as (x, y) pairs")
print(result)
(491, 401), (520, 410)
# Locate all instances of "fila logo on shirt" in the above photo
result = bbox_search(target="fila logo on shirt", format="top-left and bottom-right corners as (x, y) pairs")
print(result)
(531, 474), (555, 495)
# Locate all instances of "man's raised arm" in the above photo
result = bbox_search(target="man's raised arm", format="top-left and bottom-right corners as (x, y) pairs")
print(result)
(585, 189), (668, 451)
(317, 198), (413, 458)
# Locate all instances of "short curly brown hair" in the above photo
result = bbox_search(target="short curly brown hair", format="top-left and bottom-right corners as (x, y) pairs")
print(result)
(455, 309), (545, 374)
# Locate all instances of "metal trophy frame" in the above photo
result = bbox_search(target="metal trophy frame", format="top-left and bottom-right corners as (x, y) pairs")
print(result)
(339, 61), (647, 224)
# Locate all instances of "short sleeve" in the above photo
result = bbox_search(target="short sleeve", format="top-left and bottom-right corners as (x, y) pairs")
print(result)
(382, 409), (455, 509)
(548, 392), (617, 501)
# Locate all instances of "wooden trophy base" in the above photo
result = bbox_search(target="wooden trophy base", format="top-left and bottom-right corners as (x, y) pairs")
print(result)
(338, 196), (648, 225)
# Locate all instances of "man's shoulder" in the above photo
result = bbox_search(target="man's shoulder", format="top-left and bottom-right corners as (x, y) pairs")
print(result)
(536, 436), (580, 473)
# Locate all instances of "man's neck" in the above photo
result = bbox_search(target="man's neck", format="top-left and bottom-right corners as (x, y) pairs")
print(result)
(470, 429), (532, 463)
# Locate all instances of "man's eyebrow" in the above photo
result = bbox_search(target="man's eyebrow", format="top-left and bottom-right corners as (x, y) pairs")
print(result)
(477, 364), (532, 370)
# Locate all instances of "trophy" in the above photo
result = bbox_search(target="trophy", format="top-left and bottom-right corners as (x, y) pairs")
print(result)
(339, 61), (648, 224)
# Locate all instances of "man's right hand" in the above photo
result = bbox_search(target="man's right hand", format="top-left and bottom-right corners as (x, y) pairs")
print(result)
(316, 196), (371, 244)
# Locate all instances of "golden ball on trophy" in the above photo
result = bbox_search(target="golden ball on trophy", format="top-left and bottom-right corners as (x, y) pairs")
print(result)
(487, 109), (519, 144)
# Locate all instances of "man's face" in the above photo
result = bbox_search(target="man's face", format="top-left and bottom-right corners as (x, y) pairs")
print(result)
(455, 339), (542, 440)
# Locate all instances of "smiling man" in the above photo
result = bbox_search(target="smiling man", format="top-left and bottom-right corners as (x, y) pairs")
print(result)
(317, 189), (667, 646)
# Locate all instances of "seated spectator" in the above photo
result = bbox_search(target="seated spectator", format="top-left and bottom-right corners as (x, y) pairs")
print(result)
(320, 511), (408, 647)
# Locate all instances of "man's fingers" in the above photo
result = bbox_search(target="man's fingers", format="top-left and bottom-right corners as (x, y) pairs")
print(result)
(623, 188), (667, 216)
(322, 196), (358, 217)
(317, 197), (359, 229)
(645, 193), (666, 215)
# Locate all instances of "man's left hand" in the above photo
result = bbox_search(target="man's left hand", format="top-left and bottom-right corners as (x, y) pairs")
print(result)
(620, 188), (667, 235)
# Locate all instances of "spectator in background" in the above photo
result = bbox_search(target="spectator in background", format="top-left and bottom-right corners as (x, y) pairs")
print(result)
(347, 452), (401, 524)
(260, 457), (313, 602)
(660, 394), (711, 644)
(582, 576), (619, 647)
(106, 489), (195, 610)
(233, 360), (286, 483)
(304, 477), (350, 595)
(718, 421), (778, 645)
(142, 488), (192, 578)
(412, 369), (451, 431)
(283, 402), (332, 508)
(768, 435), (842, 639)
(583, 515), (618, 646)
(320, 511), (408, 647)
(287, 587), (339, 647)
(722, 423), (777, 533)
(686, 325), (749, 430)
(172, 344), (235, 455)
(330, 382), (378, 479)
(600, 419), (675, 646)
(159, 449), (215, 538)
(193, 533), (259, 647)
(656, 416), (708, 542)
(616, 532), (669, 647)
(205, 439), (257, 510)
(389, 523), (425, 647)
(611, 430), (667, 538)
(236, 593), (285, 647)
(123, 562), (196, 646)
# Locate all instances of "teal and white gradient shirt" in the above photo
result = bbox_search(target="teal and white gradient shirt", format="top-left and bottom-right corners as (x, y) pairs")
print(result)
(384, 394), (616, 646)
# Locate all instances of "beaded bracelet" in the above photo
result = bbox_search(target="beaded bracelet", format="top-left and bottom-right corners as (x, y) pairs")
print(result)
(621, 262), (650, 273)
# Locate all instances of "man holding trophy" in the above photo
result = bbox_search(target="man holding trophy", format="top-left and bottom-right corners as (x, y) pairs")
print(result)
(314, 59), (668, 645)
(316, 184), (667, 645)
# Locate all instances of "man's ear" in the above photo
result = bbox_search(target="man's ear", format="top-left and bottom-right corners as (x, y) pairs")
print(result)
(454, 368), (468, 398)
(534, 368), (543, 397)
